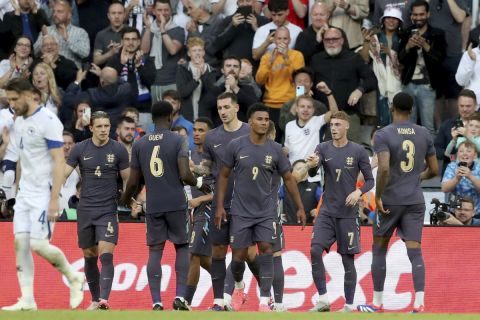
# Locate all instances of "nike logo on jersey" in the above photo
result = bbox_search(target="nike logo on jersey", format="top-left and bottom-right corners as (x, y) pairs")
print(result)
(83, 156), (93, 161)
(348, 246), (356, 250)
(325, 158), (333, 162)
(239, 155), (249, 159)
(104, 234), (114, 238)
(214, 144), (222, 148)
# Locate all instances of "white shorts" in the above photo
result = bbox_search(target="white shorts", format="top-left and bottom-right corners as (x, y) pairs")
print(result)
(13, 193), (54, 240)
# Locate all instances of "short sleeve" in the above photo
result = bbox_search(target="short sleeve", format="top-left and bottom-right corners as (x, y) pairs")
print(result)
(222, 139), (236, 168)
(116, 143), (130, 170)
(66, 142), (81, 168)
(130, 141), (141, 169)
(276, 144), (291, 176)
(373, 129), (389, 154)
(44, 116), (64, 149)
(442, 162), (457, 182)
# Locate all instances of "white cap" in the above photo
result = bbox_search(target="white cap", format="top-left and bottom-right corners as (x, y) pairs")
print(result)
(380, 7), (403, 24)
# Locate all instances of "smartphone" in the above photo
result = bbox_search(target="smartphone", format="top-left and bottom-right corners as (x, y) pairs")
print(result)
(454, 119), (464, 128)
(370, 25), (382, 35)
(269, 28), (276, 36)
(82, 107), (91, 123)
(411, 28), (419, 36)
(459, 161), (468, 167)
(82, 62), (91, 71)
(296, 85), (305, 97)
(236, 5), (253, 18)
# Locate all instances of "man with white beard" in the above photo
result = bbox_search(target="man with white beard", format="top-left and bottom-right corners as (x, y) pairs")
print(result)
(311, 27), (376, 143)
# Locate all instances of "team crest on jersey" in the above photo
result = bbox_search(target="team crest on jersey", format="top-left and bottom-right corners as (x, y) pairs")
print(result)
(303, 128), (310, 136)
(265, 155), (273, 165)
(27, 127), (35, 135)
(107, 153), (115, 163)
(346, 157), (354, 166)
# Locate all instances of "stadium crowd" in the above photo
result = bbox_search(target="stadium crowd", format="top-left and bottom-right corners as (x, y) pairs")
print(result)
(0, 0), (479, 313)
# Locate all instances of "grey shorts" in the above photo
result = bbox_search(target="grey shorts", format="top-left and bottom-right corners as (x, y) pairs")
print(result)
(77, 212), (119, 249)
(229, 215), (275, 249)
(210, 207), (231, 246)
(272, 222), (285, 253)
(373, 203), (425, 243)
(146, 210), (189, 246)
(189, 202), (212, 256)
(311, 214), (360, 255)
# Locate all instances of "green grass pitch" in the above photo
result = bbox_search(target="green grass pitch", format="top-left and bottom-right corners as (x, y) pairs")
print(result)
(0, 311), (479, 320)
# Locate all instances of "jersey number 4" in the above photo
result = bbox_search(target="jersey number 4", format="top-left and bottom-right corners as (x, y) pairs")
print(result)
(150, 145), (164, 177)
(400, 140), (415, 173)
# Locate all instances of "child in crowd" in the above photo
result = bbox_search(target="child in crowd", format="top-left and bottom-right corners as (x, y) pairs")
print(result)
(445, 114), (480, 161)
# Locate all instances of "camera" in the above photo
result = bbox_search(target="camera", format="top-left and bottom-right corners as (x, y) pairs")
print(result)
(429, 197), (462, 225)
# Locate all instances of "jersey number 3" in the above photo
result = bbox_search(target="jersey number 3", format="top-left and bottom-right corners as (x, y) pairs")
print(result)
(150, 145), (164, 177)
(401, 140), (415, 173)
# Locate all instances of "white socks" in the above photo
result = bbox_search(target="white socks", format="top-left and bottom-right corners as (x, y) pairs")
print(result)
(234, 281), (244, 289)
(414, 291), (424, 308)
(373, 291), (383, 306)
(15, 233), (34, 303)
(318, 293), (329, 304)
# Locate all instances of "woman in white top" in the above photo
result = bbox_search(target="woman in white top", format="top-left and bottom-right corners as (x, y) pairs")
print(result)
(32, 62), (62, 115)
(0, 36), (33, 88)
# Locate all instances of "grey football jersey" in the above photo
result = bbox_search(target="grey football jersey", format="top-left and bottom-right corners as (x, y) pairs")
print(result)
(131, 128), (189, 213)
(374, 121), (435, 205)
(203, 123), (250, 208)
(314, 141), (373, 218)
(223, 135), (291, 218)
(67, 139), (129, 218)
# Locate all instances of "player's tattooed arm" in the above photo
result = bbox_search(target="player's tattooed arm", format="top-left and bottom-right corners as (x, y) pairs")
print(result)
(292, 161), (309, 183)
(120, 167), (130, 192)
(192, 159), (212, 176)
(180, 156), (212, 194)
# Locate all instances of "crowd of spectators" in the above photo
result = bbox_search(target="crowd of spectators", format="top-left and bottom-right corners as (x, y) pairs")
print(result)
(0, 0), (479, 224)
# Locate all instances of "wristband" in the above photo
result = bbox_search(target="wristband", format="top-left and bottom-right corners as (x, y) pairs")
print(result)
(196, 176), (203, 189)
(326, 92), (332, 96)
(161, 32), (167, 36)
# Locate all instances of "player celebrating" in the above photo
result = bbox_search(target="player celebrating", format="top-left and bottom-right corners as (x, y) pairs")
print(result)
(357, 92), (438, 313)
(191, 92), (255, 311)
(215, 103), (306, 312)
(121, 101), (210, 311)
(2, 78), (84, 311)
(185, 117), (214, 306)
(307, 111), (374, 312)
(64, 111), (130, 310)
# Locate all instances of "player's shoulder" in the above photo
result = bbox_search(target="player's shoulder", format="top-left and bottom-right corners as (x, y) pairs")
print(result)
(205, 126), (222, 141)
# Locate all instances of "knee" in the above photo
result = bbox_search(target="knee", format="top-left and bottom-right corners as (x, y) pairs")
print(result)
(149, 243), (165, 252)
(257, 242), (272, 254)
(212, 245), (227, 259)
(83, 247), (98, 258)
(310, 243), (325, 259)
(29, 238), (48, 253)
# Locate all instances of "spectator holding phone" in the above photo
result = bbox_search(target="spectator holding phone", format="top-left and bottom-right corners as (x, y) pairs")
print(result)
(397, 0), (446, 135)
(441, 140), (480, 212)
(69, 100), (93, 142)
(445, 113), (480, 161)
(435, 89), (478, 174)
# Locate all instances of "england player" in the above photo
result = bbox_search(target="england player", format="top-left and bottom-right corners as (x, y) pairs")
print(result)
(64, 111), (130, 310)
(307, 111), (374, 312)
(2, 78), (84, 311)
(121, 101), (210, 311)
(216, 103), (307, 312)
(184, 117), (214, 306)
(191, 92), (255, 311)
(357, 92), (438, 313)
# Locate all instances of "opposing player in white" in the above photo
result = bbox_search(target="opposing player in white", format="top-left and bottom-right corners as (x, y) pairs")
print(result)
(0, 105), (16, 200)
(1, 79), (84, 311)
